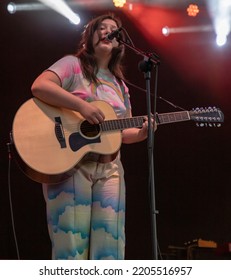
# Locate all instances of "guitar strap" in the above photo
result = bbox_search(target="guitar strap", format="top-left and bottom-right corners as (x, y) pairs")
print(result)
(91, 79), (125, 104)
(116, 79), (126, 103)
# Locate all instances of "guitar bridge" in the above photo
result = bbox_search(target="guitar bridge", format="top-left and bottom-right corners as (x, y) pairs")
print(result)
(55, 117), (66, 148)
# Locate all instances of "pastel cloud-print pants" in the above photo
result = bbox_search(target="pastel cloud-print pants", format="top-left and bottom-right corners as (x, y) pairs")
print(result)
(42, 157), (125, 260)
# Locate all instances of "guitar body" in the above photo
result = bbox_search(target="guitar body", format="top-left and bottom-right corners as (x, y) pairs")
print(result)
(12, 98), (122, 183)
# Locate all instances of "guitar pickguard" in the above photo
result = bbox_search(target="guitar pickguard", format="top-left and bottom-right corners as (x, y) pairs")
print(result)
(69, 132), (101, 152)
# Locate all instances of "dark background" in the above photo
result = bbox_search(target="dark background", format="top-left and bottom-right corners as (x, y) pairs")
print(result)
(1, 0), (230, 260)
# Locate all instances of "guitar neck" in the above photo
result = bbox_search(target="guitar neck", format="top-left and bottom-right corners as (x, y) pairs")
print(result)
(100, 111), (191, 131)
(101, 116), (144, 131)
(156, 111), (190, 125)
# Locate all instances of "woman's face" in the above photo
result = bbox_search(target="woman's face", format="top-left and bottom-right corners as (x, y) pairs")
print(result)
(93, 18), (120, 56)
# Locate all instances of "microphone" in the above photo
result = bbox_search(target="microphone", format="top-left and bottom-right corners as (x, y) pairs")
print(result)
(105, 27), (122, 41)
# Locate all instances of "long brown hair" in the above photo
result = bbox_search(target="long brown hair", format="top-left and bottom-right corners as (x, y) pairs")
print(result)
(76, 13), (125, 85)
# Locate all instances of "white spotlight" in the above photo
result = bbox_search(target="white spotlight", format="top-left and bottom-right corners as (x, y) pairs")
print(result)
(162, 26), (170, 36)
(161, 25), (213, 36)
(7, 2), (16, 14)
(206, 0), (231, 46)
(7, 2), (56, 13)
(216, 34), (227, 46)
(214, 17), (230, 46)
(69, 13), (81, 25)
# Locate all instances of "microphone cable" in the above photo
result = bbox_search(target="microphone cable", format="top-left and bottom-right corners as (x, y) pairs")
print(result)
(125, 80), (187, 111)
(121, 26), (186, 112)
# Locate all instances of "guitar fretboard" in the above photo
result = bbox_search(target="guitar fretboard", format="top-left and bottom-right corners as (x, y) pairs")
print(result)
(157, 111), (190, 124)
(100, 111), (191, 132)
(100, 116), (144, 131)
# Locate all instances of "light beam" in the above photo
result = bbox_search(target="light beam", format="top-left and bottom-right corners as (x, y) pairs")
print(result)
(38, 0), (80, 25)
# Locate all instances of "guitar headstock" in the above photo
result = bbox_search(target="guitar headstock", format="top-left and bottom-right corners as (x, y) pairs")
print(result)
(190, 107), (224, 127)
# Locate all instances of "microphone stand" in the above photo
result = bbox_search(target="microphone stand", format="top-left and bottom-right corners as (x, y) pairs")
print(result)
(117, 37), (160, 260)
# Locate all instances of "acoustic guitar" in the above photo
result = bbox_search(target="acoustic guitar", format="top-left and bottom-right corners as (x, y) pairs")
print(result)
(12, 98), (224, 184)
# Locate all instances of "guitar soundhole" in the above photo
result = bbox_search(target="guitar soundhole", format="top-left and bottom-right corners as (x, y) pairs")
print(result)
(80, 120), (101, 139)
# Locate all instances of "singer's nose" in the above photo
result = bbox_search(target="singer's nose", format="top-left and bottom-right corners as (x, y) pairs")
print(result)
(105, 28), (111, 35)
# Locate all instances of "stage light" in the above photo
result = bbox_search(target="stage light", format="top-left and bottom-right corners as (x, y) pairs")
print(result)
(206, 0), (231, 46)
(187, 4), (200, 17)
(38, 0), (80, 24)
(7, 2), (48, 13)
(7, 2), (16, 14)
(128, 3), (133, 11)
(7, 1), (80, 25)
(162, 26), (169, 36)
(216, 34), (227, 46)
(214, 18), (230, 46)
(162, 25), (213, 36)
(113, 0), (126, 8)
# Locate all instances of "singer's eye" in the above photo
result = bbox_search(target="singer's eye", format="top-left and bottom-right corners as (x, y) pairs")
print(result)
(98, 23), (118, 33)
(97, 26), (105, 32)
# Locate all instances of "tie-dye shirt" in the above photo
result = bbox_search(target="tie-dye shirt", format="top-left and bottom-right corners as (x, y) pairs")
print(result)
(47, 55), (131, 119)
